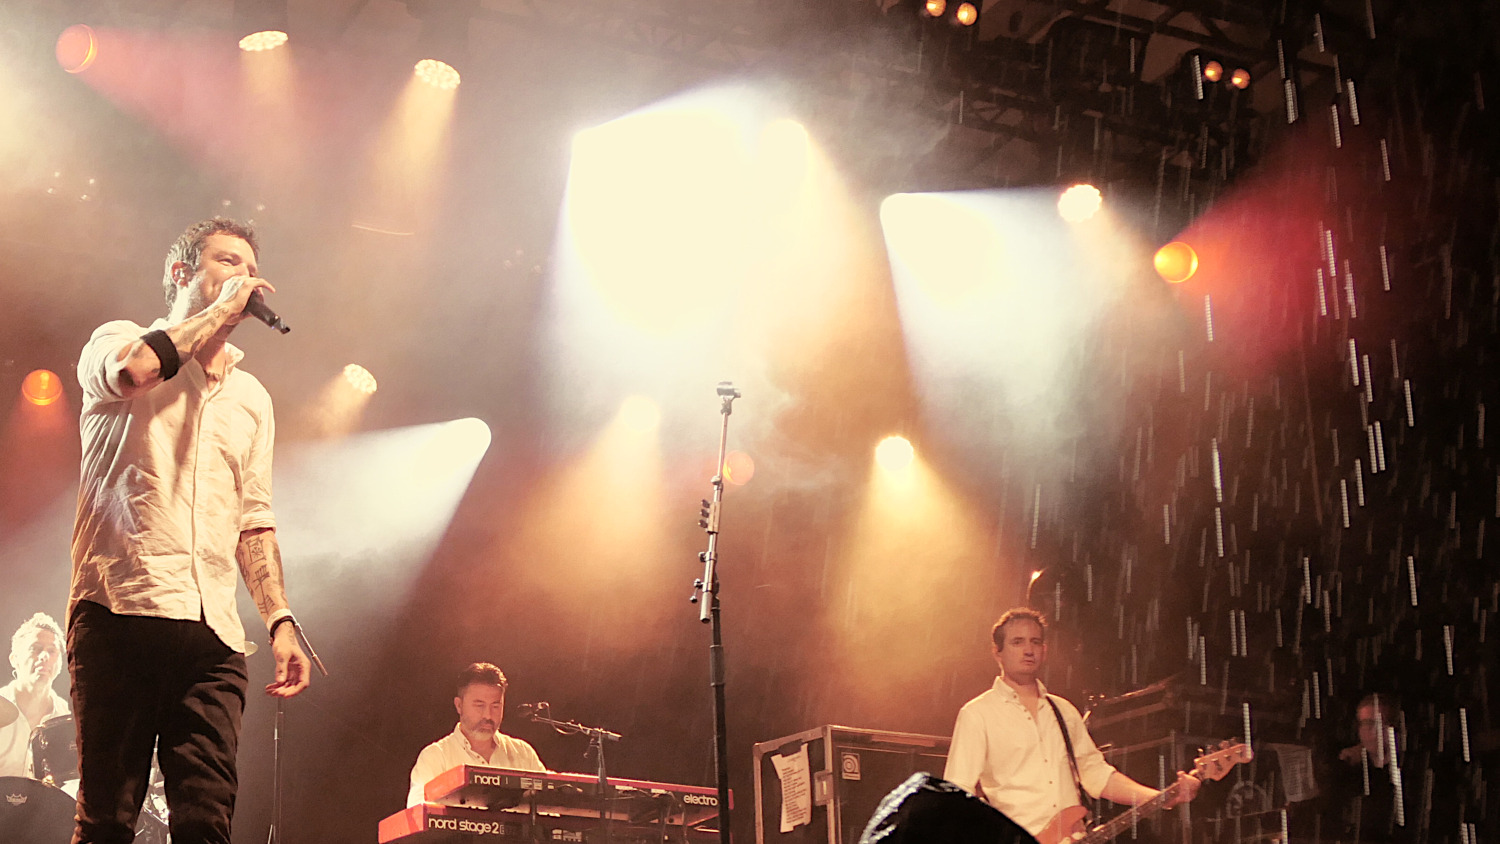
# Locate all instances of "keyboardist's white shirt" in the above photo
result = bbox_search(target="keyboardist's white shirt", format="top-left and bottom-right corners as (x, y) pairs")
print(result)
(407, 724), (547, 807)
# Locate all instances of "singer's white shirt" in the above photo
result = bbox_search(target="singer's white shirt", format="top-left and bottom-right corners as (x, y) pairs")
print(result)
(71, 319), (276, 654)
(407, 725), (547, 807)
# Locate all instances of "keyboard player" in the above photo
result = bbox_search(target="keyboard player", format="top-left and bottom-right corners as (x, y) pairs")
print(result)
(406, 662), (547, 807)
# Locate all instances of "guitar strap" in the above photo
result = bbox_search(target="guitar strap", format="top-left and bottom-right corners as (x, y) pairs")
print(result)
(1045, 695), (1091, 811)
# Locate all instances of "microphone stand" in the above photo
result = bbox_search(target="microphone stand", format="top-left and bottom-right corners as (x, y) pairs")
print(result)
(526, 708), (621, 844)
(690, 382), (739, 844)
(267, 623), (330, 844)
(270, 700), (283, 844)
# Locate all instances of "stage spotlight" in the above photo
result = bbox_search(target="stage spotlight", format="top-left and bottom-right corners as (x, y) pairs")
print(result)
(618, 396), (661, 434)
(417, 417), (492, 471)
(235, 0), (289, 51)
(406, 0), (476, 89)
(342, 364), (378, 395)
(1229, 68), (1251, 89)
(239, 31), (288, 52)
(954, 2), (979, 26)
(876, 435), (915, 472)
(923, 0), (947, 18)
(1056, 184), (1102, 223)
(414, 58), (460, 90)
(879, 192), (1008, 305)
(1202, 60), (1224, 82)
(55, 24), (98, 74)
(1154, 241), (1199, 284)
(21, 370), (63, 406)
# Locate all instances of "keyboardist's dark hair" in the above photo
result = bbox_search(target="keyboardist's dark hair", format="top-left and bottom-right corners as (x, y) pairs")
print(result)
(456, 662), (508, 696)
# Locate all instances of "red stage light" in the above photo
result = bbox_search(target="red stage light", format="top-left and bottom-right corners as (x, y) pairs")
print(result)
(1229, 68), (1251, 90)
(22, 370), (64, 406)
(954, 2), (979, 25)
(56, 24), (99, 74)
(1202, 60), (1224, 82)
(723, 451), (755, 486)
(1154, 241), (1200, 284)
(923, 0), (947, 17)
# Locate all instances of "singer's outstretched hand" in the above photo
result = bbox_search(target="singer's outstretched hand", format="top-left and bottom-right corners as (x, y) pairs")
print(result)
(266, 621), (311, 698)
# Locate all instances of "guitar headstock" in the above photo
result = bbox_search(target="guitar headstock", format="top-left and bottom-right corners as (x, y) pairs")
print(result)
(1192, 740), (1254, 781)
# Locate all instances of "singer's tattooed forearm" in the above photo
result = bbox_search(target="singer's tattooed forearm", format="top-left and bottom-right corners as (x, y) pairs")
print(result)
(236, 527), (289, 622)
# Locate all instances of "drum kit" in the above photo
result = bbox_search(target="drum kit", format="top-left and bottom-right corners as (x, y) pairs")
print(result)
(0, 699), (170, 844)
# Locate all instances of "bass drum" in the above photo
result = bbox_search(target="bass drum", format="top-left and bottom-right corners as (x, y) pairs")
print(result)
(0, 776), (76, 843)
(28, 714), (78, 787)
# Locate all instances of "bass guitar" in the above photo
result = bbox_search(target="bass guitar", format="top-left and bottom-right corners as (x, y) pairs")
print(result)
(1035, 740), (1253, 844)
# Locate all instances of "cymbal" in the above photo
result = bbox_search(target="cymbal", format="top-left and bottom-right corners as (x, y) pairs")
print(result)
(0, 695), (17, 729)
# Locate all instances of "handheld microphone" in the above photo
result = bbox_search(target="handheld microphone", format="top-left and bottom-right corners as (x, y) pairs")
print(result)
(246, 290), (291, 334)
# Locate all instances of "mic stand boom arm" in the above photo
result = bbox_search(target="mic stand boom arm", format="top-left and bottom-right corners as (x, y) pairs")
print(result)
(526, 711), (620, 784)
(528, 712), (621, 844)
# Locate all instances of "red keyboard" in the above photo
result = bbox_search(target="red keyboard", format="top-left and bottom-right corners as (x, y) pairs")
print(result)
(378, 766), (730, 843)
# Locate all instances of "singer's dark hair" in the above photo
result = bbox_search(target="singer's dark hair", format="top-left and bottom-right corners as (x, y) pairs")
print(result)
(161, 217), (260, 309)
(456, 662), (508, 696)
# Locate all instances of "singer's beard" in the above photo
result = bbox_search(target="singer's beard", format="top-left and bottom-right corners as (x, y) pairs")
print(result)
(182, 284), (214, 323)
(183, 284), (237, 337)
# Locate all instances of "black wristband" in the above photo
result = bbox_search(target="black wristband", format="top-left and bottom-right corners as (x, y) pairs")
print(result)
(140, 330), (180, 380)
(268, 615), (297, 643)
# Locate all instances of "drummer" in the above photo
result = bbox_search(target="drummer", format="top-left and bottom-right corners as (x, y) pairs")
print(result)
(0, 612), (69, 779)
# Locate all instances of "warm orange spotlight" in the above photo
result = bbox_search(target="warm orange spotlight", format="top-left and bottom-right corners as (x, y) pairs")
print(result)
(723, 451), (755, 486)
(875, 435), (915, 472)
(618, 396), (661, 433)
(1154, 241), (1200, 284)
(239, 30), (289, 52)
(21, 370), (64, 406)
(1228, 68), (1251, 90)
(954, 2), (979, 26)
(923, 0), (947, 17)
(1203, 60), (1224, 82)
(55, 24), (99, 74)
(414, 58), (460, 90)
(1057, 184), (1102, 223)
(342, 363), (378, 395)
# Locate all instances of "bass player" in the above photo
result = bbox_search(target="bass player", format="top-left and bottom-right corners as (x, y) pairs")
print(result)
(943, 608), (1202, 843)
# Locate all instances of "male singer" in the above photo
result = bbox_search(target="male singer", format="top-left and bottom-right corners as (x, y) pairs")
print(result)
(70, 217), (309, 844)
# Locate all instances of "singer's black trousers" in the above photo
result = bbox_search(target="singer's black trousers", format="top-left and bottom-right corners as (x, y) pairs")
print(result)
(68, 600), (248, 844)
